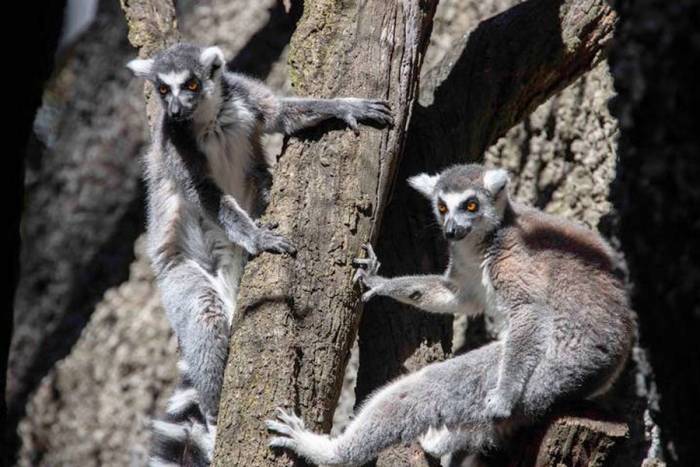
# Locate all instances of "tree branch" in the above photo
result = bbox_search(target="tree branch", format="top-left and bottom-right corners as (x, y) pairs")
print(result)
(212, 0), (438, 465)
(419, 0), (616, 165)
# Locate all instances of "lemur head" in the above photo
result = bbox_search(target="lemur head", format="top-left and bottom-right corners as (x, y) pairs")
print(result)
(408, 164), (510, 242)
(127, 42), (225, 122)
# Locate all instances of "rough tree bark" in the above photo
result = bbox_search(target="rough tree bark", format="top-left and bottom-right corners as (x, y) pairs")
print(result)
(212, 0), (438, 465)
(358, 1), (618, 464)
(609, 0), (700, 465)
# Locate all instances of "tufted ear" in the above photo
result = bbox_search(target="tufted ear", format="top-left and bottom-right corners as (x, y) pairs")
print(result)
(483, 168), (509, 196)
(408, 173), (439, 198)
(200, 46), (225, 71)
(126, 58), (154, 78)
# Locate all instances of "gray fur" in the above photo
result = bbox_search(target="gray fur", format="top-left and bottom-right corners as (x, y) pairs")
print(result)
(128, 41), (393, 466)
(267, 164), (636, 464)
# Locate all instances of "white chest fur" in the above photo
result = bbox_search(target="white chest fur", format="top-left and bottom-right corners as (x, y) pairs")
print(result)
(195, 94), (257, 212)
(449, 243), (488, 315)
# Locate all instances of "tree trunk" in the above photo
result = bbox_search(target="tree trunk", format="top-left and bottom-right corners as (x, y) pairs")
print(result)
(212, 0), (438, 465)
(609, 0), (700, 465)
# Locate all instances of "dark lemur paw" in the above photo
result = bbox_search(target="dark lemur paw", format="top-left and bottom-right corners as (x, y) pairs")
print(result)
(253, 224), (296, 256)
(340, 98), (394, 134)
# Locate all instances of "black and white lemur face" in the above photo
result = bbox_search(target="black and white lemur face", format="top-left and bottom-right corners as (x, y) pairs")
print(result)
(408, 164), (510, 241)
(127, 42), (224, 121)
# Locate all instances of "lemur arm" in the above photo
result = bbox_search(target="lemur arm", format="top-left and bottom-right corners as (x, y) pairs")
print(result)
(164, 126), (295, 255)
(353, 244), (477, 315)
(484, 301), (543, 419)
(231, 75), (393, 135)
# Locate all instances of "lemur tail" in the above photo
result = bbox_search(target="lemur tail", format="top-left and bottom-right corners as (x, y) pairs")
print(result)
(149, 361), (215, 467)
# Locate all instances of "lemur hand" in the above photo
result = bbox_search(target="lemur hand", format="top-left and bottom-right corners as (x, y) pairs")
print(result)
(251, 222), (296, 256)
(337, 98), (393, 135)
(353, 244), (387, 301)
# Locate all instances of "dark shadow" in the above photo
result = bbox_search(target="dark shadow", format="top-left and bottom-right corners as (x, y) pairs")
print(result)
(227, 0), (303, 78)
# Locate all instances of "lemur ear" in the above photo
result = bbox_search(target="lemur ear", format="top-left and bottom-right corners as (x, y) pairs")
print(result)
(126, 58), (154, 78)
(408, 173), (439, 198)
(200, 46), (225, 71)
(483, 169), (509, 196)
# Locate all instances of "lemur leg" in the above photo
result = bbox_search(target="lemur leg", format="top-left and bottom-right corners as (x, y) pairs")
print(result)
(267, 342), (502, 466)
(485, 304), (543, 420)
(268, 97), (393, 135)
(353, 244), (465, 314)
(158, 260), (235, 424)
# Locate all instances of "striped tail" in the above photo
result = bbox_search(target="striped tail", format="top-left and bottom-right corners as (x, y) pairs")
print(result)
(149, 361), (216, 467)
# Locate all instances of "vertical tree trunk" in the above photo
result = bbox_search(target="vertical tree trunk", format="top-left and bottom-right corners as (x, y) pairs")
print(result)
(213, 0), (438, 465)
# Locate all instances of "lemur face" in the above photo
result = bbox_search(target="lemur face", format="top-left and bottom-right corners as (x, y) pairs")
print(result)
(127, 42), (225, 122)
(408, 165), (509, 241)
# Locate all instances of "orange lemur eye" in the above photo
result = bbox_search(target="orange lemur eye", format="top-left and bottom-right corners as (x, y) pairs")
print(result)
(466, 201), (478, 212)
(187, 79), (199, 91)
(437, 203), (447, 214)
(158, 84), (169, 95)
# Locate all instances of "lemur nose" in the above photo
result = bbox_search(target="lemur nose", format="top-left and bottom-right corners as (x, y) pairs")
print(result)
(445, 219), (457, 239)
(444, 219), (469, 241)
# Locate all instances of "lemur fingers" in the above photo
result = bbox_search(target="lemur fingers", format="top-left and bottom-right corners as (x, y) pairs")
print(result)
(352, 267), (367, 286)
(340, 98), (394, 130)
(255, 219), (279, 230)
(353, 244), (385, 299)
(343, 114), (361, 135)
(254, 228), (296, 256)
(266, 409), (305, 448)
(362, 100), (394, 126)
(353, 244), (380, 272)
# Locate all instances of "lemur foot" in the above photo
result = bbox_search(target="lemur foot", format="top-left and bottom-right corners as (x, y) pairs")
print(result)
(338, 98), (393, 134)
(266, 408), (336, 463)
(252, 223), (296, 256)
(353, 244), (387, 301)
(266, 408), (306, 450)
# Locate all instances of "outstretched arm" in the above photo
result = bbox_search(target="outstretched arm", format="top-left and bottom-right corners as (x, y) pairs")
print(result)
(268, 97), (393, 135)
(231, 75), (393, 135)
(353, 244), (477, 315)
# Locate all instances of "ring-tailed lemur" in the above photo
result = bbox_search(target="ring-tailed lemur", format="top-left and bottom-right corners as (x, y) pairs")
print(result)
(127, 41), (392, 466)
(266, 164), (636, 465)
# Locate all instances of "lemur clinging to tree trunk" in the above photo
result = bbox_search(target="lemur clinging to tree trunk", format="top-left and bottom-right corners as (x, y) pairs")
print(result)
(127, 41), (393, 466)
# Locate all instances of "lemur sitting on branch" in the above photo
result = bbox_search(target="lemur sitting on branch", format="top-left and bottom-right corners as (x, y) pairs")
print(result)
(267, 164), (636, 465)
(127, 41), (392, 466)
